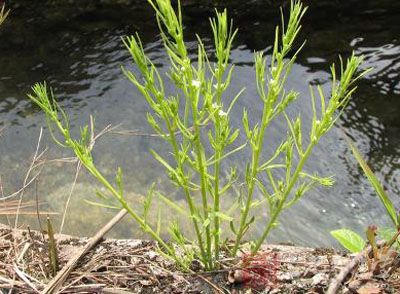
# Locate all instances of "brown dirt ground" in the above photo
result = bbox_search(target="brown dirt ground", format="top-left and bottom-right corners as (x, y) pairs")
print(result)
(0, 224), (399, 293)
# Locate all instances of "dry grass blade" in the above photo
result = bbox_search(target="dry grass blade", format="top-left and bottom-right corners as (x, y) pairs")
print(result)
(0, 211), (57, 216)
(0, 4), (10, 26)
(59, 161), (81, 234)
(0, 200), (56, 215)
(14, 128), (46, 228)
(0, 171), (42, 202)
(13, 264), (41, 293)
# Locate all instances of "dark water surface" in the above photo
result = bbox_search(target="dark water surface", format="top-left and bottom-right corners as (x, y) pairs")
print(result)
(0, 0), (399, 246)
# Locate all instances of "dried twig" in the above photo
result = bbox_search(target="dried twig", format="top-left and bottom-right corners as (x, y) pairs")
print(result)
(13, 264), (41, 293)
(16, 242), (31, 263)
(58, 161), (81, 234)
(102, 288), (137, 294)
(34, 178), (44, 233)
(13, 128), (46, 228)
(197, 275), (225, 294)
(0, 171), (42, 201)
(327, 246), (371, 294)
(32, 157), (78, 170)
(42, 209), (128, 294)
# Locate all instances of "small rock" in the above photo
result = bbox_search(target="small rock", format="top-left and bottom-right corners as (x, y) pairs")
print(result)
(277, 272), (293, 282)
(303, 268), (316, 278)
(139, 279), (153, 286)
(312, 273), (328, 286)
(145, 251), (158, 260)
(291, 271), (302, 279)
(189, 259), (202, 271)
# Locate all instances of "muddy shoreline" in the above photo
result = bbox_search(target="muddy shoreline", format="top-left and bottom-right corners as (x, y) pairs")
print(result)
(1, 223), (398, 293)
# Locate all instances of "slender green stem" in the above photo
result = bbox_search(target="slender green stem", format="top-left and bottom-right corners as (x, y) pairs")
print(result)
(232, 103), (272, 254)
(85, 167), (191, 270)
(212, 69), (226, 262)
(163, 112), (209, 265)
(191, 101), (213, 269)
(251, 142), (315, 253)
(74, 154), (176, 257)
(213, 148), (221, 260)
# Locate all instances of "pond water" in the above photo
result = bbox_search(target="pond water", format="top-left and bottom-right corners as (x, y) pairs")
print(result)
(0, 0), (399, 247)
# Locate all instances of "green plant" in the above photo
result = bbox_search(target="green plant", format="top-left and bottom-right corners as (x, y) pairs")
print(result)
(28, 85), (184, 266)
(331, 228), (366, 253)
(331, 138), (399, 252)
(29, 0), (364, 270)
(0, 4), (9, 26)
(348, 139), (399, 227)
(332, 224), (400, 276)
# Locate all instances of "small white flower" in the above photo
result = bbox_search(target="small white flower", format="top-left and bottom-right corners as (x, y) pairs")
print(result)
(191, 79), (201, 88)
(213, 83), (225, 90)
(212, 102), (219, 109)
(218, 109), (227, 117)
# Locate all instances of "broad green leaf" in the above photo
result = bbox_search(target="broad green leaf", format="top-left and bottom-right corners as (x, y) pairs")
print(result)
(331, 229), (366, 253)
(348, 140), (398, 226)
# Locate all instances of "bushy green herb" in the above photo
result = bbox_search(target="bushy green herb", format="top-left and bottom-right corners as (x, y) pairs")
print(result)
(27, 85), (182, 267)
(29, 0), (365, 270)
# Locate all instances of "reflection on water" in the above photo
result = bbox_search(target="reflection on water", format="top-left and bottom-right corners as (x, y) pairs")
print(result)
(0, 0), (399, 246)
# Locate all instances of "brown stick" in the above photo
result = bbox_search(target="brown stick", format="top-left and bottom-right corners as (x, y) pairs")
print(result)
(326, 250), (366, 294)
(197, 275), (225, 294)
(327, 239), (389, 294)
(41, 209), (128, 294)
(327, 242), (383, 294)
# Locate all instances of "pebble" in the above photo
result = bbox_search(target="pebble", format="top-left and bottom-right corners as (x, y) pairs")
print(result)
(302, 268), (316, 278)
(145, 251), (158, 260)
(312, 273), (328, 286)
(277, 272), (293, 282)
(291, 271), (302, 279)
